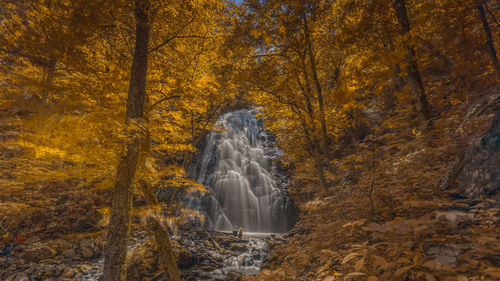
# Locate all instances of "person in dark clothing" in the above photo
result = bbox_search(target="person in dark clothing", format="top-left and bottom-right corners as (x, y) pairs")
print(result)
(0, 244), (11, 257)
(237, 227), (243, 239)
(232, 226), (238, 236)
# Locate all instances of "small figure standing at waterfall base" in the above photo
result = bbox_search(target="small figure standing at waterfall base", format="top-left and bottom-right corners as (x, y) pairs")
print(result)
(238, 227), (243, 239)
(232, 226), (238, 236)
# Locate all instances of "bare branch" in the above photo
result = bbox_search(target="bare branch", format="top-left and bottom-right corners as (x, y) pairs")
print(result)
(485, 3), (500, 27)
(148, 35), (211, 54)
(151, 95), (181, 109)
(148, 17), (197, 54)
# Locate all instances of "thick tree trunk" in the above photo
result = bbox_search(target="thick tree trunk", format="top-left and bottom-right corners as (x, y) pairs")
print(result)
(149, 217), (180, 281)
(102, 1), (150, 281)
(393, 0), (432, 129)
(478, 4), (500, 80)
(139, 180), (181, 281)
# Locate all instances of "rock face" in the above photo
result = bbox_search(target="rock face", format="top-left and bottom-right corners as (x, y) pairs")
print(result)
(440, 108), (500, 203)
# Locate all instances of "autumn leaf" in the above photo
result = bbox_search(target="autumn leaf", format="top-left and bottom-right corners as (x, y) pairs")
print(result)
(342, 253), (362, 264)
(395, 265), (413, 276)
(345, 272), (367, 280)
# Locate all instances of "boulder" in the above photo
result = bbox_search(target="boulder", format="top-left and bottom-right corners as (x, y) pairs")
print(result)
(198, 265), (216, 272)
(44, 239), (72, 253)
(214, 235), (240, 247)
(59, 266), (77, 278)
(36, 264), (57, 277)
(428, 245), (461, 268)
(62, 249), (76, 259)
(229, 243), (248, 252)
(80, 247), (93, 258)
(175, 245), (195, 267)
(226, 271), (242, 281)
(21, 243), (57, 262)
(53, 264), (66, 276)
(3, 272), (29, 281)
(252, 252), (261, 260)
(79, 239), (94, 258)
(210, 238), (221, 251)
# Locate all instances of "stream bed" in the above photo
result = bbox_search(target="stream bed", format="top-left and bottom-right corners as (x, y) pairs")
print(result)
(66, 229), (281, 281)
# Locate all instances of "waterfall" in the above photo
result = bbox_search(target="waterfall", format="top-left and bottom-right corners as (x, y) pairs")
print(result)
(184, 109), (288, 233)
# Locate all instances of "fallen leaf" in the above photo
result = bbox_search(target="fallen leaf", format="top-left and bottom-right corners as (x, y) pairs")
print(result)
(342, 252), (361, 264)
(354, 258), (364, 271)
(395, 265), (413, 276)
(345, 272), (366, 279)
(372, 255), (388, 270)
(483, 267), (500, 278)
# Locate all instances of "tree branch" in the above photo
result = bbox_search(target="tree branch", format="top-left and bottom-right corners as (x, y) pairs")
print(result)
(149, 35), (211, 54)
(485, 3), (500, 27)
(151, 95), (180, 109)
(148, 17), (211, 54)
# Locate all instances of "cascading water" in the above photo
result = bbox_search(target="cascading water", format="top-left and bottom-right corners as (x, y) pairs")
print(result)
(185, 109), (289, 233)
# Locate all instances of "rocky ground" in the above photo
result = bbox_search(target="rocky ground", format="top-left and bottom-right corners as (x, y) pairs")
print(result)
(0, 226), (288, 281)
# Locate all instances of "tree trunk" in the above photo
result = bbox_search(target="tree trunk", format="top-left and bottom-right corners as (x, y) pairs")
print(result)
(294, 64), (328, 190)
(303, 14), (329, 148)
(478, 4), (500, 80)
(102, 1), (150, 281)
(149, 217), (180, 281)
(139, 180), (181, 281)
(296, 107), (328, 191)
(393, 0), (432, 129)
(41, 61), (56, 102)
(313, 142), (328, 191)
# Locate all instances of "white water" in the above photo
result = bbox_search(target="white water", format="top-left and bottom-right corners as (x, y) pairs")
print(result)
(185, 109), (288, 233)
